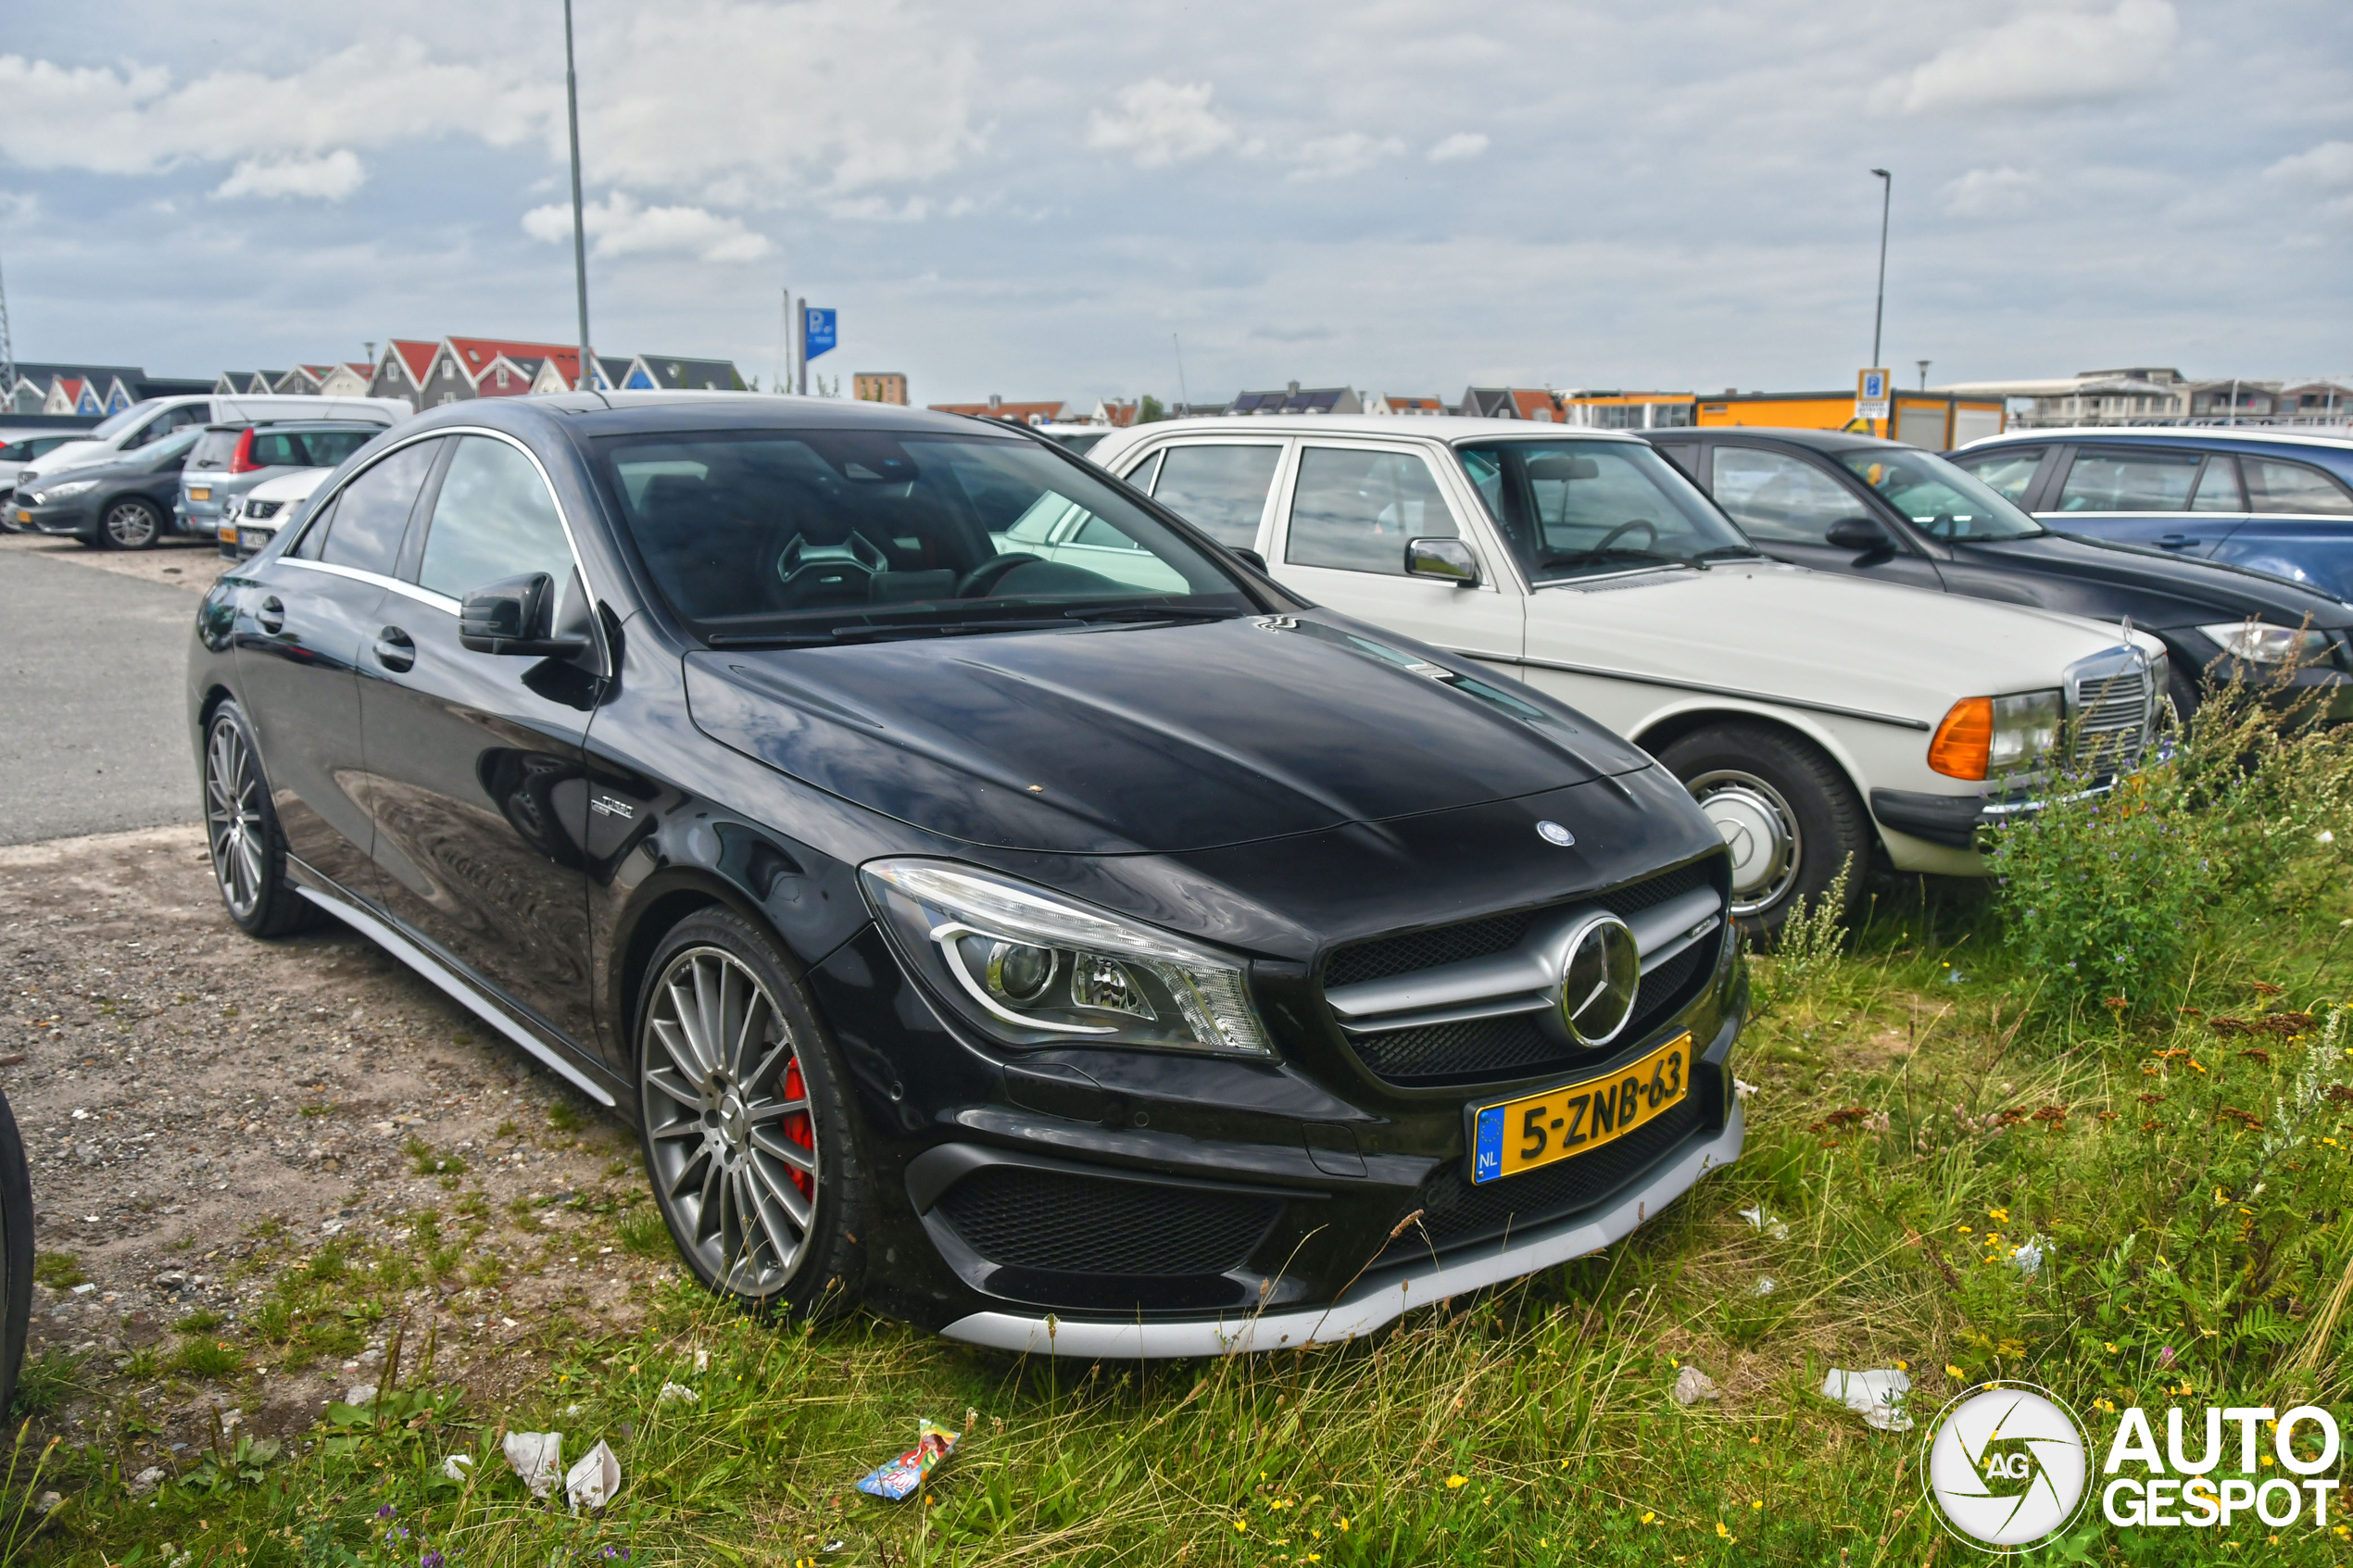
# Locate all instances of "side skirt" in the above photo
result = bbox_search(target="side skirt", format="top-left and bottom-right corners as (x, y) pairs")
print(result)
(294, 884), (618, 1110)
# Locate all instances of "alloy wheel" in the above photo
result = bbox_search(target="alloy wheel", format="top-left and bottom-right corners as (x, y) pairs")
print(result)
(640, 947), (821, 1295)
(204, 719), (267, 921)
(1688, 768), (1803, 917)
(104, 500), (159, 548)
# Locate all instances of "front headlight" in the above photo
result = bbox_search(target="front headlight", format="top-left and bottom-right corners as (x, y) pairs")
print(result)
(31, 479), (98, 503)
(1929, 688), (2062, 780)
(2197, 621), (2332, 667)
(861, 859), (1273, 1057)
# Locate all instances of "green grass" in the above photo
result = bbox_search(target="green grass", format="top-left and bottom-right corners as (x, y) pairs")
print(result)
(169, 1309), (222, 1335)
(12, 687), (2353, 1563)
(31, 1253), (82, 1291)
(7, 1350), (80, 1418)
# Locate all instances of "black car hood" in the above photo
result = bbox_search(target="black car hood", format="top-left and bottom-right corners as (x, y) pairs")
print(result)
(683, 612), (1647, 855)
(1977, 533), (2353, 629)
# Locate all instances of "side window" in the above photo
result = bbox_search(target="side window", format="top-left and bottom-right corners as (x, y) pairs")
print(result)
(1950, 446), (2044, 505)
(316, 440), (439, 576)
(1655, 443), (1703, 481)
(2056, 448), (2201, 511)
(251, 431), (311, 468)
(1708, 446), (1864, 544)
(2244, 457), (2353, 516)
(291, 496), (336, 558)
(2187, 456), (2243, 512)
(1284, 446), (1454, 575)
(301, 430), (375, 468)
(417, 437), (574, 599)
(1149, 444), (1282, 548)
(1121, 449), (1164, 494)
(0, 440), (27, 462)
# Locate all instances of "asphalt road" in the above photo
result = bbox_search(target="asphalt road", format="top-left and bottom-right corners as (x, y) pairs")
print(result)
(0, 546), (202, 844)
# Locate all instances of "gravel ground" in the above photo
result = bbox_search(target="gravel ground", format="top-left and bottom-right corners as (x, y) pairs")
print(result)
(0, 822), (668, 1461)
(0, 530), (232, 594)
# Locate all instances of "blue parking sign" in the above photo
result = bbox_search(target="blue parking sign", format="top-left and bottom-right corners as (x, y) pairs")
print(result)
(804, 307), (837, 360)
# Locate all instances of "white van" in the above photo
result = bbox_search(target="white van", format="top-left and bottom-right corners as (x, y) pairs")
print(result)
(17, 395), (409, 489)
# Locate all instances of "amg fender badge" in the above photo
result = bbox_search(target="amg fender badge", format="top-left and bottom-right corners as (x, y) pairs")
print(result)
(590, 795), (637, 820)
(1536, 820), (1575, 847)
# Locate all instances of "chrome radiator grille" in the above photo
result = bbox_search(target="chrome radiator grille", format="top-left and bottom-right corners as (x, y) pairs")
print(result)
(2070, 662), (2153, 770)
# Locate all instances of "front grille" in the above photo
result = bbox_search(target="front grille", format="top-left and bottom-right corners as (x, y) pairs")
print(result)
(2072, 667), (2150, 768)
(245, 500), (283, 520)
(1326, 859), (1723, 1088)
(935, 1166), (1280, 1277)
(1385, 1095), (1706, 1258)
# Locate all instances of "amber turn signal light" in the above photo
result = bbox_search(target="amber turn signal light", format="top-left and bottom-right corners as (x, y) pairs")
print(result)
(1929, 696), (1993, 780)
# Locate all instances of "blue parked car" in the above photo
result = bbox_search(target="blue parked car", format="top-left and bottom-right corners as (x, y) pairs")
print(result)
(1949, 428), (2353, 601)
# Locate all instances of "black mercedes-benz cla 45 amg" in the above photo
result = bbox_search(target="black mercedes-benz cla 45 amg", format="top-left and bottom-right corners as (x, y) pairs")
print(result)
(187, 394), (1745, 1357)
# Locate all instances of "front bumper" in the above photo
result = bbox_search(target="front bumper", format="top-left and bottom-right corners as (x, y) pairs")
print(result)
(13, 498), (96, 538)
(1871, 781), (2123, 851)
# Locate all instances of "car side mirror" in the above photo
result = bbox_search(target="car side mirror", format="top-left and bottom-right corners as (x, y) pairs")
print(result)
(459, 572), (590, 657)
(1229, 546), (1268, 572)
(1405, 536), (1480, 586)
(1824, 516), (1891, 553)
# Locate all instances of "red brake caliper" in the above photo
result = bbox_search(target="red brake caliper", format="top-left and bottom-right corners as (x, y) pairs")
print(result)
(782, 1059), (815, 1198)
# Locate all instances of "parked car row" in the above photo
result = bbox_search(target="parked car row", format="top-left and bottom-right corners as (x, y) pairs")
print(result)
(6, 394), (404, 549)
(181, 390), (2353, 1362)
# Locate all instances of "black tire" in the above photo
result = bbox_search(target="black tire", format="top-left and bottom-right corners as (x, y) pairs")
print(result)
(635, 908), (868, 1319)
(0, 1092), (31, 1424)
(98, 497), (164, 550)
(2165, 660), (2199, 728)
(201, 700), (317, 937)
(1655, 722), (1869, 940)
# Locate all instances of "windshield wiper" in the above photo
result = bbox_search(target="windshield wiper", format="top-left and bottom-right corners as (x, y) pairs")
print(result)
(708, 618), (1069, 648)
(1535, 547), (1685, 571)
(1061, 604), (1241, 625)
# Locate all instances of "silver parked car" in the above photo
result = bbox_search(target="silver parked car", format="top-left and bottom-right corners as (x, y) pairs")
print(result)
(177, 422), (381, 541)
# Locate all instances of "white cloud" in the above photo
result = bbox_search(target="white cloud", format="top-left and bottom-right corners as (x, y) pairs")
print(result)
(2266, 140), (2353, 187)
(1874, 0), (2178, 114)
(1942, 166), (2043, 219)
(1428, 132), (1489, 164)
(523, 192), (771, 263)
(1088, 80), (1238, 168)
(213, 150), (366, 201)
(1291, 132), (1404, 182)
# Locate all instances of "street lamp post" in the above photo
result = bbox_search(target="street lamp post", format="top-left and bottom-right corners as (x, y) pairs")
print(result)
(563, 0), (593, 393)
(1869, 169), (1892, 370)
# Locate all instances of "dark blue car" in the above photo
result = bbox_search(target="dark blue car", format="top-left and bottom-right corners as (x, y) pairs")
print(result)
(1949, 429), (2353, 602)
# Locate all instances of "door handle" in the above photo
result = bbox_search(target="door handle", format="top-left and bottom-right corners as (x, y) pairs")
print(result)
(257, 596), (284, 634)
(374, 626), (416, 673)
(2156, 533), (2196, 549)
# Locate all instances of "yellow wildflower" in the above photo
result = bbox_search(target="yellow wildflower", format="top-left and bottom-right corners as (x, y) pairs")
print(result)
(1445, 1474), (1467, 1488)
(1946, 1364), (1967, 1380)
(1988, 1208), (2008, 1223)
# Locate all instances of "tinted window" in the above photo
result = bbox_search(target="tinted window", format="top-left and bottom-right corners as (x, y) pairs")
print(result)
(1149, 444), (1282, 548)
(600, 429), (1250, 639)
(1951, 445), (2044, 504)
(418, 437), (573, 598)
(1837, 449), (2044, 540)
(2244, 457), (2353, 516)
(2057, 448), (2200, 511)
(250, 431), (314, 468)
(315, 440), (437, 576)
(1655, 442), (1702, 480)
(2188, 456), (2243, 512)
(1284, 447), (1455, 575)
(300, 430), (375, 468)
(0, 440), (28, 462)
(1459, 439), (1755, 583)
(188, 429), (244, 470)
(1708, 446), (1863, 544)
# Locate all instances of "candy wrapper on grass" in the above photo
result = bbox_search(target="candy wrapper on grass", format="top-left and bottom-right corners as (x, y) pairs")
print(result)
(856, 1419), (958, 1501)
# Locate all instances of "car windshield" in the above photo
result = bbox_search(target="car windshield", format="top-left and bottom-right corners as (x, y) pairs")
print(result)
(1836, 449), (2044, 540)
(87, 402), (162, 440)
(598, 428), (1258, 645)
(1455, 438), (1757, 583)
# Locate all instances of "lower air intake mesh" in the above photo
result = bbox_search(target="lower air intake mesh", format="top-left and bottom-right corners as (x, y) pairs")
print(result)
(935, 1166), (1280, 1277)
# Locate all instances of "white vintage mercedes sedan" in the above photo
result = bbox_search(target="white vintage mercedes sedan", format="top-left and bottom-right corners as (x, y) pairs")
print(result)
(1086, 415), (2166, 934)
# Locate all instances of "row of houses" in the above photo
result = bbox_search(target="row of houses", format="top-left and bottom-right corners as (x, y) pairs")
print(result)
(927, 383), (1599, 427)
(1931, 368), (2353, 429)
(2, 361), (211, 418)
(223, 337), (744, 410)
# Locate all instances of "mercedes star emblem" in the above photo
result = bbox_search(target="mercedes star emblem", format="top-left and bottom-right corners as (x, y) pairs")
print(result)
(1558, 912), (1640, 1046)
(1536, 820), (1576, 847)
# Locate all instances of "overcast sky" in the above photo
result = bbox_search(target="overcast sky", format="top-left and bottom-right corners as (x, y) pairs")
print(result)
(1, 1), (2347, 405)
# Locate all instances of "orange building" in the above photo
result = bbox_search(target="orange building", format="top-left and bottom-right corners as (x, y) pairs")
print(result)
(1693, 390), (2006, 449)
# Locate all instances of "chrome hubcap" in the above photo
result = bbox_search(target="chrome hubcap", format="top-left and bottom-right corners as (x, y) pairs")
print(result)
(106, 503), (156, 546)
(642, 947), (819, 1295)
(1689, 771), (1801, 917)
(204, 721), (266, 919)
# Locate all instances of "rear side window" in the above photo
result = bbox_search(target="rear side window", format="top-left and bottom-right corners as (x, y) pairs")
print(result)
(417, 437), (573, 599)
(1285, 446), (1455, 575)
(1149, 444), (1283, 548)
(187, 430), (244, 470)
(2187, 456), (2242, 511)
(313, 440), (439, 575)
(251, 431), (314, 468)
(299, 430), (374, 468)
(2244, 457), (2353, 516)
(2056, 448), (2201, 511)
(1709, 446), (1860, 544)
(0, 440), (28, 462)
(1950, 445), (2044, 504)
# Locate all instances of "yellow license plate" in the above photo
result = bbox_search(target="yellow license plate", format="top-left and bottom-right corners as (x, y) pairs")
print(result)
(188, 487), (211, 501)
(1470, 1032), (1691, 1184)
(14, 509), (28, 525)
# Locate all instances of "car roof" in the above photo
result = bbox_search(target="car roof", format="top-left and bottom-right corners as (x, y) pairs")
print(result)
(1957, 426), (2353, 452)
(1111, 413), (1646, 445)
(200, 419), (391, 433)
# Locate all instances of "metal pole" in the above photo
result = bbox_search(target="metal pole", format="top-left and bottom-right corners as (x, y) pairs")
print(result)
(564, 0), (593, 392)
(1869, 169), (1892, 370)
(1917, 359), (1930, 391)
(774, 284), (789, 393)
(797, 295), (808, 395)
(1172, 332), (1189, 412)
